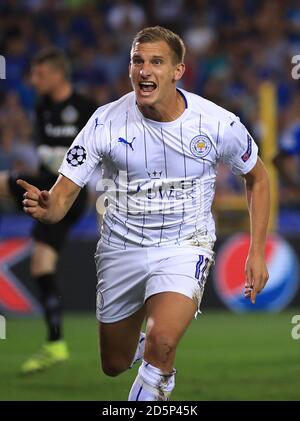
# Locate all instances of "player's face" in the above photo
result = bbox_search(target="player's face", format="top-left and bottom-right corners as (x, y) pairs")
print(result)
(129, 41), (185, 108)
(30, 63), (64, 95)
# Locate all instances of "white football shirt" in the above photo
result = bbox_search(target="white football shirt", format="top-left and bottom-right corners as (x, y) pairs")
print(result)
(59, 88), (258, 249)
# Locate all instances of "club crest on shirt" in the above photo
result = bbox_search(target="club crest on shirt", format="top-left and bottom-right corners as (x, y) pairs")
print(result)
(190, 135), (212, 158)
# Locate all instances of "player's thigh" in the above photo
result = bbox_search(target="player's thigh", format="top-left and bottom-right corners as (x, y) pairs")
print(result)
(30, 241), (58, 276)
(145, 291), (196, 349)
(144, 246), (214, 353)
(95, 242), (148, 323)
(99, 305), (145, 363)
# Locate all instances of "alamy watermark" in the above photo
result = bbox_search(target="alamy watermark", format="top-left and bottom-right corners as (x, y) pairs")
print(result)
(0, 315), (6, 340)
(291, 55), (300, 80)
(0, 55), (6, 79)
(95, 171), (204, 217)
(291, 315), (300, 340)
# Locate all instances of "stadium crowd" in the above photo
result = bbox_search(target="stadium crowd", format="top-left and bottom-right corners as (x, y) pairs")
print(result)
(0, 0), (299, 206)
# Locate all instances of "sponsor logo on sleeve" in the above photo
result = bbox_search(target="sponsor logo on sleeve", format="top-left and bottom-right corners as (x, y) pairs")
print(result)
(241, 134), (252, 162)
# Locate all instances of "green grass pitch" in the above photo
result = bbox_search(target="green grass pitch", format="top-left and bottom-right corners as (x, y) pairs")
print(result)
(0, 310), (299, 401)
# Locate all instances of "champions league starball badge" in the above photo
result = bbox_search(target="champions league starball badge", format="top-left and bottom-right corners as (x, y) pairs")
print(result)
(190, 135), (212, 158)
(66, 145), (87, 167)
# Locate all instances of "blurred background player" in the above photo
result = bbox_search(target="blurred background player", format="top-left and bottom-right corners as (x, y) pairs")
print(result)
(0, 47), (98, 374)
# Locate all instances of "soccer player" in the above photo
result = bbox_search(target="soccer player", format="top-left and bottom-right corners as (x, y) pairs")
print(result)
(0, 47), (97, 374)
(17, 27), (270, 399)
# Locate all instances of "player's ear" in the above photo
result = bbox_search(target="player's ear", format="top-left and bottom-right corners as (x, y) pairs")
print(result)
(128, 63), (132, 79)
(173, 63), (185, 82)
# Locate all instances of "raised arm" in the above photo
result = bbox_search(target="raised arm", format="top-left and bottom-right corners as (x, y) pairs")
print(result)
(17, 174), (81, 224)
(242, 157), (270, 304)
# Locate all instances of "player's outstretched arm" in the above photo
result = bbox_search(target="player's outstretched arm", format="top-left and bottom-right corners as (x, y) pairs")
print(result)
(242, 158), (270, 304)
(17, 174), (81, 224)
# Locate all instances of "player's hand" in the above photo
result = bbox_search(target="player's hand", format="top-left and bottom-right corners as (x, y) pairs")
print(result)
(16, 179), (50, 221)
(244, 252), (269, 304)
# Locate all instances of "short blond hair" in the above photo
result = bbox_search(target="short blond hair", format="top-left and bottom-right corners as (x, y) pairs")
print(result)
(131, 26), (186, 64)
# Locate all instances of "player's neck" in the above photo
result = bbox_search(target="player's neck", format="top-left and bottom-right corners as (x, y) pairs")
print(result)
(138, 90), (186, 122)
(50, 82), (72, 103)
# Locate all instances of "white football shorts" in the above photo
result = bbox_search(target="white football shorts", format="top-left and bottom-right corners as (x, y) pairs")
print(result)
(95, 241), (215, 323)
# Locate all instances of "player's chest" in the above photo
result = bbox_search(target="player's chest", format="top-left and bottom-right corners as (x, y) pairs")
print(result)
(107, 122), (218, 179)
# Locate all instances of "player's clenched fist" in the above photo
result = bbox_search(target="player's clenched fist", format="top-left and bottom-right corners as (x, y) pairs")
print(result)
(16, 179), (50, 221)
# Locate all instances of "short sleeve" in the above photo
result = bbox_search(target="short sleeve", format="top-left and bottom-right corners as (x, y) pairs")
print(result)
(219, 118), (258, 175)
(58, 111), (104, 187)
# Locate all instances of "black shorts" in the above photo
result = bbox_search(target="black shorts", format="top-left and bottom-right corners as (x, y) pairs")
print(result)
(8, 167), (88, 251)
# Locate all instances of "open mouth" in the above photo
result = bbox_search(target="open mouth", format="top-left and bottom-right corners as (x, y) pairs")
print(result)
(139, 81), (157, 93)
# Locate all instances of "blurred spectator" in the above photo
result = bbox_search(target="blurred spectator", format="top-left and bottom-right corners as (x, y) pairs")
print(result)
(273, 93), (300, 207)
(107, 0), (146, 49)
(184, 19), (216, 56)
(0, 91), (38, 173)
(3, 30), (30, 92)
(96, 36), (128, 84)
(151, 0), (183, 32)
(107, 0), (146, 32)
